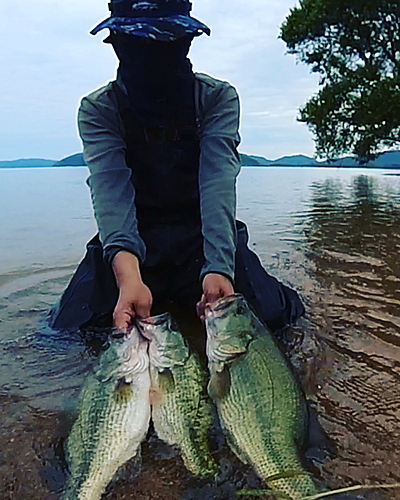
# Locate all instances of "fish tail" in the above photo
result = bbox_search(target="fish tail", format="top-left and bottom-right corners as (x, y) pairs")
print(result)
(267, 472), (318, 500)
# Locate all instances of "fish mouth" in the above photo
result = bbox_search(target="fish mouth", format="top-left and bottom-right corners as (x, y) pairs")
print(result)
(110, 325), (139, 341)
(109, 326), (147, 348)
(206, 293), (244, 313)
(110, 329), (127, 340)
(138, 312), (171, 327)
(137, 312), (178, 340)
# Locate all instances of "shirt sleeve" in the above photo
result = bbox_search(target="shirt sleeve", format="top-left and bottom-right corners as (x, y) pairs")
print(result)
(77, 86), (146, 264)
(197, 80), (241, 282)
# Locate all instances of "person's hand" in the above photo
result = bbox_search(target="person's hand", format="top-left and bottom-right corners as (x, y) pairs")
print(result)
(196, 273), (234, 322)
(112, 251), (153, 331)
(113, 281), (152, 331)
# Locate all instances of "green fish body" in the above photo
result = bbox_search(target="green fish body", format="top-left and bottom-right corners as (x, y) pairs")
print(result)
(63, 328), (151, 500)
(205, 294), (317, 500)
(139, 313), (217, 478)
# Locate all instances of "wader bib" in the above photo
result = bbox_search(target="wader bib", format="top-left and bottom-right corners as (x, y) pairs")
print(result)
(49, 85), (304, 336)
(113, 82), (205, 308)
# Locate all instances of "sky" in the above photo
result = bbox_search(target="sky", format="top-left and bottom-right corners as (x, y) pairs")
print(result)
(0, 0), (321, 161)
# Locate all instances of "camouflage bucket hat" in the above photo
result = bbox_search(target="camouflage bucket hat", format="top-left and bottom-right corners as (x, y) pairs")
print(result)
(91, 0), (211, 42)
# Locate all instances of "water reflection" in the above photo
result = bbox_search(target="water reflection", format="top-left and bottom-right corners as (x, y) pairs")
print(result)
(306, 176), (399, 258)
(299, 174), (400, 492)
(1, 168), (400, 499)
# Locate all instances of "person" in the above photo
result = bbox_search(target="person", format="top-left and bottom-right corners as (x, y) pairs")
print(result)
(49, 0), (304, 351)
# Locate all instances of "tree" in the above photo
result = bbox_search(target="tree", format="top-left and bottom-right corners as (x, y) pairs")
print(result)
(280, 0), (400, 161)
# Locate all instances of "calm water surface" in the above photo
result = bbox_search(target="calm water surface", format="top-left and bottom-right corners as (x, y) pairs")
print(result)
(0, 166), (399, 499)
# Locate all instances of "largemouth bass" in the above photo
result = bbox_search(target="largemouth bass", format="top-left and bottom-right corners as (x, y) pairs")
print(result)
(63, 327), (151, 500)
(205, 294), (317, 500)
(138, 313), (218, 478)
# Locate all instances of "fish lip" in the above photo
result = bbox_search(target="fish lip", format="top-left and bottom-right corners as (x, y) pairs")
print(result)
(138, 312), (171, 326)
(109, 326), (148, 346)
(110, 328), (131, 340)
(136, 312), (172, 340)
(207, 293), (244, 313)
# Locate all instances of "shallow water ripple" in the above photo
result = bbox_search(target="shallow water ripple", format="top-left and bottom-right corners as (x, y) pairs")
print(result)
(294, 176), (400, 493)
(1, 168), (400, 499)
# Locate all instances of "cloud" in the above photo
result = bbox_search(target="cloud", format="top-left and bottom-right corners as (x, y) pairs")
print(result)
(0, 0), (320, 160)
(189, 0), (320, 159)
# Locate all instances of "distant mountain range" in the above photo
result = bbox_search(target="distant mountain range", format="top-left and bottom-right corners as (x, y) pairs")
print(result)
(0, 153), (84, 168)
(239, 151), (400, 168)
(0, 158), (58, 168)
(2, 151), (400, 169)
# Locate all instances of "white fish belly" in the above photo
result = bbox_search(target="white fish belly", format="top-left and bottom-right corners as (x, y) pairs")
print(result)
(65, 370), (151, 500)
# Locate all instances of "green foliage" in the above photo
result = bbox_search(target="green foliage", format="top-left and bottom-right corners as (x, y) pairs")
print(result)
(280, 0), (400, 161)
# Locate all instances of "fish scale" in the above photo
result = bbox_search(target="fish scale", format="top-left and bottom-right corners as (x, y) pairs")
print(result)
(151, 352), (216, 476)
(222, 339), (314, 497)
(64, 329), (151, 500)
(206, 295), (318, 500)
(140, 314), (218, 478)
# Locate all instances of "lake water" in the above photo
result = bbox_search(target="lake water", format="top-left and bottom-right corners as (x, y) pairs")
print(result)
(0, 166), (399, 499)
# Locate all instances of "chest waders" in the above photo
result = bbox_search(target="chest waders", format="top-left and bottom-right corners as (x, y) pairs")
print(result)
(112, 82), (205, 307)
(48, 85), (305, 345)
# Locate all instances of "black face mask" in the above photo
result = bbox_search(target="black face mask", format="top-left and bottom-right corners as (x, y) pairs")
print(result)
(111, 34), (195, 126)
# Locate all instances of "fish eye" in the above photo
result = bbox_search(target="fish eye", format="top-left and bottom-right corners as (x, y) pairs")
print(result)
(169, 318), (180, 332)
(236, 304), (246, 315)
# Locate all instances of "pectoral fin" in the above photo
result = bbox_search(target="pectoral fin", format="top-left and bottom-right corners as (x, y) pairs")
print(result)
(150, 368), (175, 409)
(157, 368), (175, 394)
(114, 377), (134, 404)
(208, 365), (231, 401)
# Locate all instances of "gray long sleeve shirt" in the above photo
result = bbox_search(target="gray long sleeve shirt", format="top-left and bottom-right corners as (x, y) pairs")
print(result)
(78, 72), (241, 282)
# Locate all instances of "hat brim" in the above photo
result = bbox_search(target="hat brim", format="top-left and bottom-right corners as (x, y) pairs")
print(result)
(90, 14), (211, 42)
